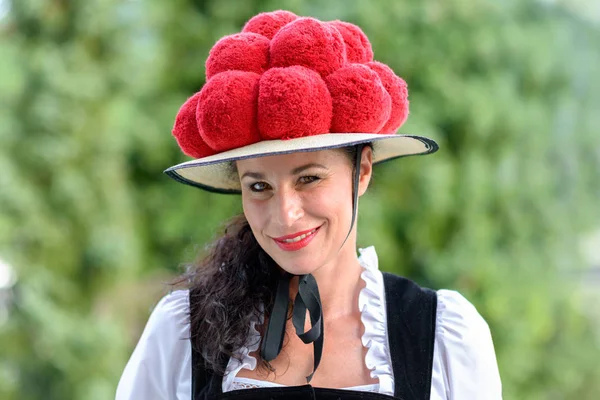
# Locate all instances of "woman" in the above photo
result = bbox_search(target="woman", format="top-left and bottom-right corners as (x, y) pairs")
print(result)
(116, 10), (502, 400)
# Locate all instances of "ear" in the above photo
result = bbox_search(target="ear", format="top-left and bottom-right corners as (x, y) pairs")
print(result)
(358, 146), (373, 197)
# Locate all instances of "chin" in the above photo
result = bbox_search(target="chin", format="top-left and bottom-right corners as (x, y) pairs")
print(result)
(271, 253), (321, 276)
(280, 265), (317, 276)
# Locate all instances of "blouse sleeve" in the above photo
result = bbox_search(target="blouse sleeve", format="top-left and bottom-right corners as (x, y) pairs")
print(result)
(115, 290), (192, 400)
(430, 290), (502, 400)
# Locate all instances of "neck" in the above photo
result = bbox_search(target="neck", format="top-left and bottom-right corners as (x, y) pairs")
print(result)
(290, 235), (364, 321)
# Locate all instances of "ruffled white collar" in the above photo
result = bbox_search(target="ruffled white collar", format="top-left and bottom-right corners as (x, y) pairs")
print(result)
(358, 246), (394, 395)
(222, 246), (395, 395)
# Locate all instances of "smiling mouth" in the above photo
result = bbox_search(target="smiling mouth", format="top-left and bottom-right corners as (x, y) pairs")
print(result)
(277, 228), (318, 243)
(273, 226), (321, 242)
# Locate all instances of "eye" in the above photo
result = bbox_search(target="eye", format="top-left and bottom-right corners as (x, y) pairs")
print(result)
(298, 176), (320, 185)
(249, 181), (271, 192)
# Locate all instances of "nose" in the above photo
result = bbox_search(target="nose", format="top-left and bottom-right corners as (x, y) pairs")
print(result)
(273, 186), (304, 228)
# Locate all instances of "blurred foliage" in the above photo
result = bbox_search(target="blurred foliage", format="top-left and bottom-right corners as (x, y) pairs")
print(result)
(0, 0), (599, 399)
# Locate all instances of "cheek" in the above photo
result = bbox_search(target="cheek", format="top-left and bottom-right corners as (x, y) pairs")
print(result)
(242, 197), (259, 227)
(308, 182), (352, 219)
(241, 196), (263, 229)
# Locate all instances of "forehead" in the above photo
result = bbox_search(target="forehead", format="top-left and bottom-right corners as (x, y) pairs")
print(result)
(236, 149), (348, 173)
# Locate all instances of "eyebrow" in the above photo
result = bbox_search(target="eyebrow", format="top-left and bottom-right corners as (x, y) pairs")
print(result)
(240, 163), (328, 180)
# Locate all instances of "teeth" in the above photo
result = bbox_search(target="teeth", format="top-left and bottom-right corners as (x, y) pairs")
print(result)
(282, 229), (316, 243)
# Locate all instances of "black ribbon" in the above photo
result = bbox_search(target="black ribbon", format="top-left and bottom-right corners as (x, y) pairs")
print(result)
(260, 144), (365, 383)
(292, 274), (324, 382)
(260, 273), (291, 362)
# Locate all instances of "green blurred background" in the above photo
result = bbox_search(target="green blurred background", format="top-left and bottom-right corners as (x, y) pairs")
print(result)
(1, 0), (599, 399)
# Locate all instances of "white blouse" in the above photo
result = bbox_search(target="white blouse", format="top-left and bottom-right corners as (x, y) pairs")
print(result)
(116, 247), (503, 399)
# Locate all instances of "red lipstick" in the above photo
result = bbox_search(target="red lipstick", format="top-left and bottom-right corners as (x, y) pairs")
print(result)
(272, 226), (320, 251)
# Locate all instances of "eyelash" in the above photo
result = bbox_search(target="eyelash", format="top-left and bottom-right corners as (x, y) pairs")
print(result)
(248, 176), (321, 192)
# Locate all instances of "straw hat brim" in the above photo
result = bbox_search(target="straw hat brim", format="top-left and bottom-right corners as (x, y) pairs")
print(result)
(164, 133), (438, 194)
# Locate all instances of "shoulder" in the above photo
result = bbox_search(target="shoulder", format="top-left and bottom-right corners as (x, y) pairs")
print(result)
(381, 274), (494, 346)
(149, 289), (190, 329)
(135, 289), (191, 345)
(431, 289), (503, 399)
(380, 275), (502, 398)
(116, 290), (191, 400)
(435, 289), (491, 340)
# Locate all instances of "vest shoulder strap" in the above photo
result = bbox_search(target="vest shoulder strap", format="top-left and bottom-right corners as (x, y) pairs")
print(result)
(189, 290), (225, 400)
(383, 272), (438, 400)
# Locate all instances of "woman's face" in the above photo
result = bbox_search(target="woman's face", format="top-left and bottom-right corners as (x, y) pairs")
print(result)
(237, 147), (372, 275)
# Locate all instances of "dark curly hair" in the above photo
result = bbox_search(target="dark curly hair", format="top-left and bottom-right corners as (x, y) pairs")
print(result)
(178, 144), (369, 374)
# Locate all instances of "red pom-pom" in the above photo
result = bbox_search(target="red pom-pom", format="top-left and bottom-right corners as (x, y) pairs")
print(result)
(258, 66), (332, 140)
(366, 61), (409, 133)
(270, 17), (347, 78)
(328, 20), (373, 63)
(206, 33), (270, 80)
(242, 10), (298, 39)
(172, 92), (216, 158)
(197, 71), (261, 152)
(326, 64), (391, 133)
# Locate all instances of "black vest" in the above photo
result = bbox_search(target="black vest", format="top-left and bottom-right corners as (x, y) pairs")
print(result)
(190, 273), (438, 400)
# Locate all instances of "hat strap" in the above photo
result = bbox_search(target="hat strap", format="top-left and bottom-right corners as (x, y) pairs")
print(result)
(343, 143), (364, 248)
(260, 144), (364, 382)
